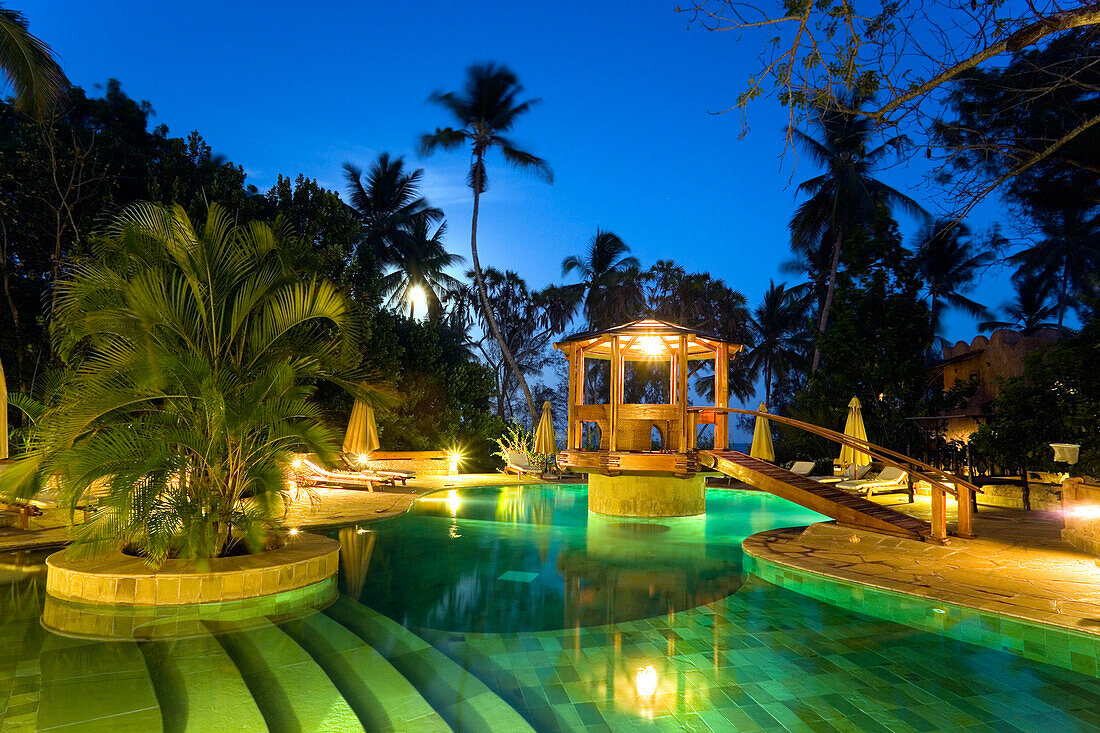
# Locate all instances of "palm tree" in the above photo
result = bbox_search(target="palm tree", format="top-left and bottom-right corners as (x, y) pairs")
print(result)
(0, 203), (391, 562)
(561, 229), (639, 328)
(789, 90), (926, 371)
(980, 276), (1063, 334)
(914, 219), (994, 350)
(1009, 206), (1100, 328)
(343, 154), (442, 264)
(745, 281), (812, 406)
(420, 63), (553, 422)
(381, 214), (464, 320)
(0, 6), (67, 117)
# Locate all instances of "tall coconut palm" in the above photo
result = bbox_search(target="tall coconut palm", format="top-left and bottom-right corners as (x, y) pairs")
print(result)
(420, 63), (552, 422)
(1009, 206), (1100, 328)
(0, 6), (67, 117)
(745, 281), (812, 406)
(381, 214), (464, 320)
(0, 202), (392, 563)
(561, 229), (639, 329)
(980, 276), (1063, 334)
(343, 154), (442, 264)
(790, 90), (926, 371)
(914, 219), (994, 350)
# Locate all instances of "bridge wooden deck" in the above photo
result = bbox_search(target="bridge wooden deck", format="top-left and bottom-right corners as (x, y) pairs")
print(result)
(698, 450), (931, 541)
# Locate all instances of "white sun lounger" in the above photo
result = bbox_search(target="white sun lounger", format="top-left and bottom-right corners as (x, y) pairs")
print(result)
(837, 466), (908, 498)
(788, 461), (816, 477)
(814, 463), (872, 484)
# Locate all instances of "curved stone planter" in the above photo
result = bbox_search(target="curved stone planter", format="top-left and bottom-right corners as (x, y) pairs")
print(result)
(45, 531), (340, 606)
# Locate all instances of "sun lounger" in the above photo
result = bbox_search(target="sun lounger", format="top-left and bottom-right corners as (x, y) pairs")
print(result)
(0, 502), (42, 530)
(337, 454), (413, 485)
(295, 458), (402, 492)
(814, 463), (872, 484)
(837, 466), (908, 498)
(504, 451), (542, 476)
(788, 461), (816, 477)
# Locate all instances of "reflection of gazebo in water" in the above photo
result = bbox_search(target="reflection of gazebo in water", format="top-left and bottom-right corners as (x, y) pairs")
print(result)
(554, 319), (743, 518)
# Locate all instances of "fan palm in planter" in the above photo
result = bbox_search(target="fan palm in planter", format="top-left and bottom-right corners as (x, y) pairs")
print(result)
(0, 202), (390, 563)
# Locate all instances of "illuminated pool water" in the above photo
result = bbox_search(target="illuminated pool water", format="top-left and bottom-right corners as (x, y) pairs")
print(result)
(1, 484), (1099, 731)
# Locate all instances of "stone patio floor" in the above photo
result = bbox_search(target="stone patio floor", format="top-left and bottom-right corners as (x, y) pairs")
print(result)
(744, 491), (1100, 637)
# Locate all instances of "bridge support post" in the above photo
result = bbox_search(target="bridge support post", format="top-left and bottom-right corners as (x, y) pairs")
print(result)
(931, 486), (948, 543)
(956, 485), (975, 539)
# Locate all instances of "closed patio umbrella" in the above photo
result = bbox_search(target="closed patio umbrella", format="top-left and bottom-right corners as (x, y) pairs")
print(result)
(749, 402), (775, 462)
(533, 401), (557, 454)
(0, 357), (7, 460)
(342, 400), (380, 457)
(839, 396), (871, 467)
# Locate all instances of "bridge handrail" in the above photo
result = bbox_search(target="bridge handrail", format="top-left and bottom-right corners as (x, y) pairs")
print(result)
(689, 406), (980, 500)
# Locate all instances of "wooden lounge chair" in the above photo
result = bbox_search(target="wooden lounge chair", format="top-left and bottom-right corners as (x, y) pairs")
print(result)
(814, 463), (872, 484)
(504, 451), (542, 476)
(338, 454), (413, 485)
(0, 502), (42, 530)
(837, 466), (908, 498)
(295, 458), (400, 492)
(788, 461), (816, 477)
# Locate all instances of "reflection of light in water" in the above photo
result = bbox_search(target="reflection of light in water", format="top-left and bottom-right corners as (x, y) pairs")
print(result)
(447, 489), (460, 516)
(635, 664), (657, 699)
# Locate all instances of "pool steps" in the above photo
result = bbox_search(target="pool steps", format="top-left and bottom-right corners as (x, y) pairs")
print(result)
(27, 599), (533, 732)
(279, 611), (452, 732)
(36, 636), (162, 731)
(420, 628), (577, 732)
(212, 619), (362, 733)
(325, 596), (536, 733)
(142, 632), (268, 732)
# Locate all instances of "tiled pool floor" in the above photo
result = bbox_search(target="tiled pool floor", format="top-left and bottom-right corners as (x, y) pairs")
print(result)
(422, 575), (1100, 732)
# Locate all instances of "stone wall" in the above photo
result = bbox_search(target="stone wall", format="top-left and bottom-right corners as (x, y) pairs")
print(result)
(45, 532), (340, 606)
(1062, 476), (1100, 555)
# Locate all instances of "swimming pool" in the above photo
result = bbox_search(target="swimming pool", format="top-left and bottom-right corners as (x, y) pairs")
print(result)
(2, 484), (1099, 731)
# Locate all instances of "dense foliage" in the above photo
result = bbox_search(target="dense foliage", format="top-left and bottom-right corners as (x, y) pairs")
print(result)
(1, 203), (390, 562)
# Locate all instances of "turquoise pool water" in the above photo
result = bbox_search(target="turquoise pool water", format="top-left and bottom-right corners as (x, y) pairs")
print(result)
(2, 484), (1100, 731)
(349, 484), (824, 634)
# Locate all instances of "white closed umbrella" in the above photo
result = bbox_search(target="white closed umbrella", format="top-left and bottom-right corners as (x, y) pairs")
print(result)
(749, 402), (775, 462)
(839, 397), (871, 467)
(342, 400), (380, 457)
(533, 401), (557, 455)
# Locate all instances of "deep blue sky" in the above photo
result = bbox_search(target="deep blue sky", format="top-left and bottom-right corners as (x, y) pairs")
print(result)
(25, 0), (1015, 349)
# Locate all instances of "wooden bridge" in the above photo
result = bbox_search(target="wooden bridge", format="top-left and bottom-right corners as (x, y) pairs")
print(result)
(694, 407), (982, 543)
(698, 450), (932, 541)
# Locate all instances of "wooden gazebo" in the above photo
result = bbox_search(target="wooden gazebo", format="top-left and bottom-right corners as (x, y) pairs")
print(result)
(553, 319), (742, 516)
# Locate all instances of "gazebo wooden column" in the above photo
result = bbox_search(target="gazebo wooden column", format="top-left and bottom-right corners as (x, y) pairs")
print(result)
(677, 334), (688, 453)
(714, 345), (729, 450)
(609, 337), (622, 452)
(566, 345), (578, 450)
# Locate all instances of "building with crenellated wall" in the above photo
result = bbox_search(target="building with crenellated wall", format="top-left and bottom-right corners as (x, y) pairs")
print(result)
(936, 328), (1062, 442)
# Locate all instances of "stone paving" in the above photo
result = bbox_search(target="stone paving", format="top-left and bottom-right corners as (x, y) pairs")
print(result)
(744, 493), (1100, 636)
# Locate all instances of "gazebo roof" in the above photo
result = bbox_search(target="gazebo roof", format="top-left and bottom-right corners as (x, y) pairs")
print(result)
(553, 318), (742, 360)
